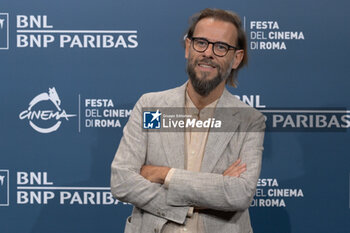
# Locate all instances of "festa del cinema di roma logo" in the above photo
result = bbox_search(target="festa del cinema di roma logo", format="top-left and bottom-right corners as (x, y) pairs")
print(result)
(19, 87), (76, 133)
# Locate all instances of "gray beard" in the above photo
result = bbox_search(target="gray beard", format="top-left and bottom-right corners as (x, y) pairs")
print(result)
(187, 61), (226, 97)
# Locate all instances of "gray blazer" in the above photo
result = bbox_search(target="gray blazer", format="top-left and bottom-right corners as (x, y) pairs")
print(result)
(111, 82), (265, 233)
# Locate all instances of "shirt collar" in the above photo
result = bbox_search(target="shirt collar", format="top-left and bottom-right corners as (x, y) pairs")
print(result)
(185, 89), (219, 119)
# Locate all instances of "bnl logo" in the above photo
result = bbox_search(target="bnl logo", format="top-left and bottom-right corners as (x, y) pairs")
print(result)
(0, 13), (9, 50)
(0, 170), (9, 206)
(143, 110), (161, 129)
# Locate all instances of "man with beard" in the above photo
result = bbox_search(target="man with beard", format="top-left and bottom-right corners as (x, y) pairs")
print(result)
(111, 8), (265, 233)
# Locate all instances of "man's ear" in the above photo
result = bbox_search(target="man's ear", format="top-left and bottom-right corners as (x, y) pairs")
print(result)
(232, 50), (244, 69)
(185, 38), (191, 59)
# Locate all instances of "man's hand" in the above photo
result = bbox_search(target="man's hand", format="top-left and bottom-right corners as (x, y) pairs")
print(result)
(223, 158), (246, 177)
(140, 165), (171, 184)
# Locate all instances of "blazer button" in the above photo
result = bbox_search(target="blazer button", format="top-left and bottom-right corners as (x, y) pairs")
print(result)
(161, 213), (165, 217)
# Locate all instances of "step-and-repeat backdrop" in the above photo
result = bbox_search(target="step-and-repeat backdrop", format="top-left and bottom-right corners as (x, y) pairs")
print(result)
(1, 0), (349, 232)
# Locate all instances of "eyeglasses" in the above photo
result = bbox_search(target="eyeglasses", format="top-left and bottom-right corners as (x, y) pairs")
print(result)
(190, 37), (239, 57)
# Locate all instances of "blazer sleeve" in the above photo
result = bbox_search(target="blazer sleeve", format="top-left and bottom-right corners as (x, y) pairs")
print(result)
(166, 114), (265, 212)
(110, 95), (190, 224)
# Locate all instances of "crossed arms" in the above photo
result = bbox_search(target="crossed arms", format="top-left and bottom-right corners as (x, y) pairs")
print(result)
(110, 95), (265, 224)
(140, 158), (246, 184)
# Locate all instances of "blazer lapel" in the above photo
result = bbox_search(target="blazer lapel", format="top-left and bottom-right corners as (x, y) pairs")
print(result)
(160, 83), (187, 169)
(200, 89), (241, 173)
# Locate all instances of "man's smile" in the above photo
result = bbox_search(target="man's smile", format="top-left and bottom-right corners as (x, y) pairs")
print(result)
(197, 61), (217, 72)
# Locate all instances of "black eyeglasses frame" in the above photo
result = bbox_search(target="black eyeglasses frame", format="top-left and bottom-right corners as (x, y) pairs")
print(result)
(189, 37), (239, 57)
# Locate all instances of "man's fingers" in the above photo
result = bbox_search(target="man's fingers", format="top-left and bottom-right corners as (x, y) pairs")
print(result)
(232, 158), (241, 167)
(223, 163), (246, 177)
(223, 160), (245, 174)
(224, 163), (239, 176)
(236, 166), (247, 177)
(223, 159), (241, 175)
(229, 165), (246, 177)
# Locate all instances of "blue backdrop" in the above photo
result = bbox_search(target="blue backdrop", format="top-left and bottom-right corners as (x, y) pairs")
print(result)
(1, 0), (349, 232)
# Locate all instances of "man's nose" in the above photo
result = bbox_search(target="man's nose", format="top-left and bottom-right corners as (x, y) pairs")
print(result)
(203, 44), (214, 57)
